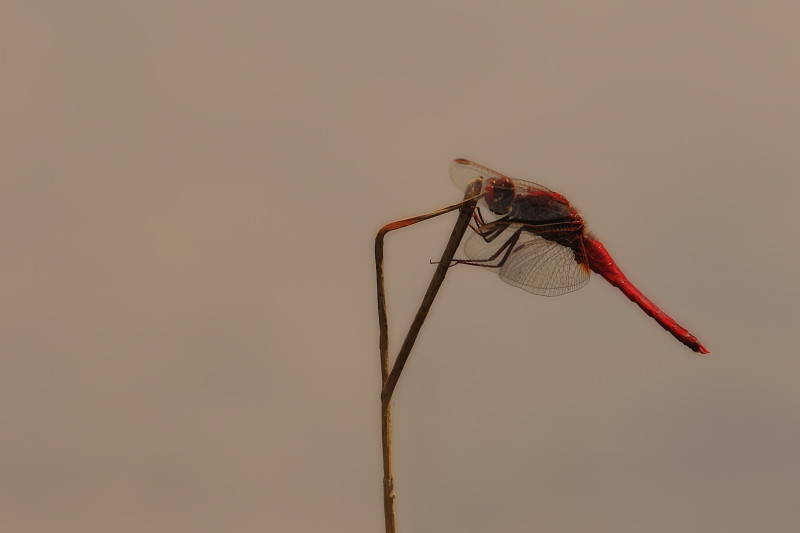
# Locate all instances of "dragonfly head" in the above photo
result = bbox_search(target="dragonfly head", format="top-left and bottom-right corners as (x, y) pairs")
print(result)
(485, 178), (515, 215)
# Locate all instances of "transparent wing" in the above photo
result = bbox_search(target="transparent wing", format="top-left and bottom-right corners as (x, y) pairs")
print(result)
(450, 159), (555, 196)
(498, 232), (590, 297)
(461, 222), (590, 296)
(451, 159), (509, 191)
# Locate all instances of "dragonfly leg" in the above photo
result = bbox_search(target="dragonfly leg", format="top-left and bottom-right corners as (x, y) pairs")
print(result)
(469, 214), (514, 244)
(452, 226), (526, 269)
(468, 208), (487, 234)
(474, 207), (486, 225)
(468, 223), (507, 243)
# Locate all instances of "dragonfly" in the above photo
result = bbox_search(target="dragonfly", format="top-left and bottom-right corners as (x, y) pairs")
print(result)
(450, 159), (708, 354)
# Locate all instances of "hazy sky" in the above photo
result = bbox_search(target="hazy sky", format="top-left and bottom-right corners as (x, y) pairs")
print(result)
(3, 2), (799, 532)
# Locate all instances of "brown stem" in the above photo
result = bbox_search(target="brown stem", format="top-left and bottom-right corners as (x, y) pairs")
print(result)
(375, 179), (483, 533)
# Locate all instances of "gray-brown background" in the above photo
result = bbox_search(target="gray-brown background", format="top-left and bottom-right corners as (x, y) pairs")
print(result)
(3, 2), (798, 532)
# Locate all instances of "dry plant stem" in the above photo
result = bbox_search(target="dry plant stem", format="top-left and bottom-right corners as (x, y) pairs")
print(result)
(375, 179), (482, 533)
(374, 193), (477, 533)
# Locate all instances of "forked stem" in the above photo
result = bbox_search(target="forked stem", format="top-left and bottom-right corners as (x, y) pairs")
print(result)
(375, 179), (483, 533)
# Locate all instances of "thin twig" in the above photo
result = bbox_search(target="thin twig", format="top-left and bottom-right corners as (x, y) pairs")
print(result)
(381, 181), (482, 401)
(376, 192), (481, 383)
(375, 179), (483, 533)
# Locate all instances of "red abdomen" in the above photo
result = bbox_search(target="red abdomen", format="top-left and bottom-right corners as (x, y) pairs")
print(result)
(583, 238), (708, 354)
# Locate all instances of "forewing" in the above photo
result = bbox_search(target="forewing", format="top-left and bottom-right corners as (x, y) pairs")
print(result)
(450, 159), (554, 195)
(498, 232), (590, 296)
(451, 159), (509, 191)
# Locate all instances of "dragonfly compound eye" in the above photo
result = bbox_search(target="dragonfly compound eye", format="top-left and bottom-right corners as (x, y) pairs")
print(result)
(485, 179), (515, 215)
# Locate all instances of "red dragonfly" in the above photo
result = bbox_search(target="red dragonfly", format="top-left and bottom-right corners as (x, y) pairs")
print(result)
(450, 159), (708, 354)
